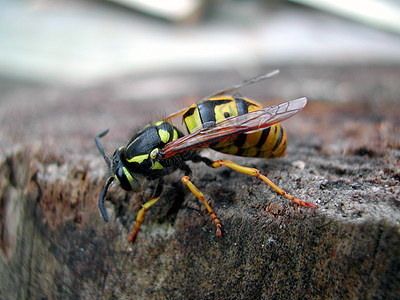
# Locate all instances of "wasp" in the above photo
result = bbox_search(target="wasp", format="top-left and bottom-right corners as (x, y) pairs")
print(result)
(95, 70), (317, 243)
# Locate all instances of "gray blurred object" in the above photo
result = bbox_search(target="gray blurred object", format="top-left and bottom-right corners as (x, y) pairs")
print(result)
(291, 0), (400, 34)
(1, 0), (400, 86)
(106, 0), (206, 22)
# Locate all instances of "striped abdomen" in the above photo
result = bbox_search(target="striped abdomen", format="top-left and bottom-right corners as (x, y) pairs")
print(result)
(182, 96), (287, 158)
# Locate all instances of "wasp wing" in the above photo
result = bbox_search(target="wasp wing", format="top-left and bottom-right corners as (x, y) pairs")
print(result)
(201, 69), (279, 100)
(164, 70), (279, 122)
(161, 97), (307, 159)
(165, 106), (189, 122)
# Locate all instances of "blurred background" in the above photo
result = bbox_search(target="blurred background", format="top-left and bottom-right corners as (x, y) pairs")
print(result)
(1, 0), (400, 91)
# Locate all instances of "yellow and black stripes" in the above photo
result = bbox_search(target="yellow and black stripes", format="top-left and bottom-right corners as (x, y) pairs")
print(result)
(183, 96), (287, 159)
(183, 96), (261, 132)
(212, 124), (287, 158)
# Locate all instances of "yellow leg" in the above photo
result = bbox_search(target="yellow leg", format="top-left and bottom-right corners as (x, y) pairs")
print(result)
(211, 160), (317, 209)
(181, 175), (222, 237)
(127, 196), (160, 243)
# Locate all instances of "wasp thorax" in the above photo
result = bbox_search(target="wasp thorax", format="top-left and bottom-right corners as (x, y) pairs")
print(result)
(111, 147), (143, 192)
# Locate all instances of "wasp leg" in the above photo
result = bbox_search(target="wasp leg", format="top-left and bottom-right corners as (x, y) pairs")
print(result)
(127, 178), (164, 243)
(210, 160), (317, 209)
(181, 175), (222, 237)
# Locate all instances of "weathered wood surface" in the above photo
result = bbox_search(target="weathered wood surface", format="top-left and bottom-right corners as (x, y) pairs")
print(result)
(0, 66), (399, 299)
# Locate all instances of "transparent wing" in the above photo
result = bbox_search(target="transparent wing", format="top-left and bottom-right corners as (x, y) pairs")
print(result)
(164, 69), (280, 122)
(161, 97), (307, 159)
(164, 106), (189, 122)
(202, 69), (279, 100)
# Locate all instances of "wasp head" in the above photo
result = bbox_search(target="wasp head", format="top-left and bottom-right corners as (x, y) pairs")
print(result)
(95, 129), (143, 222)
(111, 147), (143, 193)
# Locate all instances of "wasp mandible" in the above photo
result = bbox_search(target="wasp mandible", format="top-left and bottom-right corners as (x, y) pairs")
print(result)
(95, 70), (317, 243)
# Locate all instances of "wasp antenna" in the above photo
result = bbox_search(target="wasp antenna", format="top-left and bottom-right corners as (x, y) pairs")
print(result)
(95, 129), (111, 167)
(99, 177), (114, 222)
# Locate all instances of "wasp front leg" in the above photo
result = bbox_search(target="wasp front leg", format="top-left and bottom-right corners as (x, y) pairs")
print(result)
(208, 159), (317, 209)
(128, 178), (164, 243)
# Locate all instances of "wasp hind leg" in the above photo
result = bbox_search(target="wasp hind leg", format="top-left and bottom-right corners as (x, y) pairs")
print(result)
(202, 158), (317, 209)
(127, 178), (164, 243)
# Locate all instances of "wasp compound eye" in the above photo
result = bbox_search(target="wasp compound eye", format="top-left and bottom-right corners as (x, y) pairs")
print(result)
(115, 167), (133, 191)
